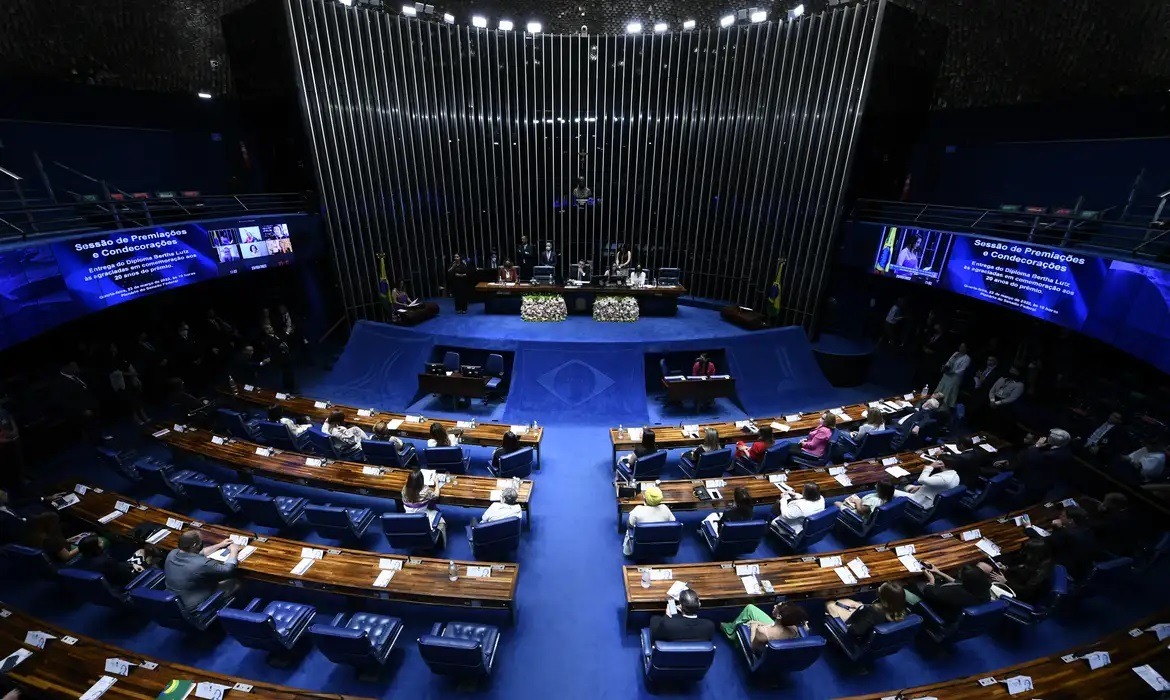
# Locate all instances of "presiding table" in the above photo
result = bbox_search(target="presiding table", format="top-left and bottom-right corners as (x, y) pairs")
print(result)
(221, 385), (545, 467)
(613, 433), (1004, 530)
(60, 486), (520, 616)
(661, 375), (737, 406)
(841, 610), (1170, 699)
(149, 425), (534, 527)
(622, 499), (1069, 625)
(475, 281), (686, 316)
(417, 372), (491, 400)
(608, 390), (927, 465)
(0, 602), (374, 699)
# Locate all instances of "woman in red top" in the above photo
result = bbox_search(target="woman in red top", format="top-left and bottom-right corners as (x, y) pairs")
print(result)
(737, 426), (775, 464)
(786, 413), (837, 463)
(498, 259), (518, 283)
(692, 353), (717, 376)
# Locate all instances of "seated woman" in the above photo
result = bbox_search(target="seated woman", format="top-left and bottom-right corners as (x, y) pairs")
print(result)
(838, 478), (907, 518)
(978, 539), (1053, 604)
(720, 602), (809, 652)
(268, 404), (311, 436)
(370, 419), (413, 455)
(826, 581), (907, 637)
(736, 426), (775, 465)
(498, 259), (519, 283)
(784, 413), (836, 464)
(618, 428), (658, 469)
(390, 280), (439, 322)
(908, 563), (992, 622)
(322, 410), (367, 455)
(427, 421), (462, 448)
(623, 486), (675, 556)
(22, 512), (78, 563)
(702, 487), (755, 533)
(629, 264), (648, 288)
(686, 428), (722, 463)
(770, 483), (826, 534)
(491, 431), (522, 471)
(851, 410), (886, 441)
(401, 469), (447, 546)
(74, 535), (135, 587)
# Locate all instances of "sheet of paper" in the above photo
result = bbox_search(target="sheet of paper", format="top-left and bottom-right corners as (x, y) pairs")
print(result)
(24, 630), (55, 648)
(406, 415), (423, 423)
(705, 479), (726, 488)
(1134, 664), (1170, 691)
(254, 447), (272, 457)
(834, 474), (852, 487)
(944, 443), (960, 454)
(740, 575), (761, 595)
(628, 428), (643, 442)
(828, 466), (846, 476)
(489, 489), (502, 501)
(290, 558), (315, 576)
(379, 558), (403, 571)
(421, 469), (437, 487)
(243, 384), (254, 392)
(171, 423), (185, 432)
(301, 547), (324, 560)
(104, 658), (133, 676)
(361, 466), (381, 476)
(211, 436), (225, 445)
(961, 529), (981, 541)
(357, 409), (373, 417)
(735, 564), (760, 576)
(98, 511), (123, 524)
(649, 569), (674, 581)
(79, 676), (118, 700)
(456, 421), (473, 429)
(881, 457), (899, 467)
(834, 567), (858, 585)
(1004, 675), (1033, 695)
(894, 544), (916, 556)
(229, 534), (249, 546)
(899, 555), (923, 572)
(666, 581), (688, 599)
(978, 443), (997, 453)
(373, 570), (395, 587)
(768, 473), (787, 483)
(1084, 651), (1111, 669)
(165, 517), (184, 530)
(237, 546), (257, 562)
(1029, 525), (1051, 538)
(145, 528), (172, 545)
(305, 457), (323, 467)
(274, 392), (288, 400)
(1013, 514), (1031, 527)
(975, 538), (1001, 557)
(1148, 623), (1170, 641)
(151, 429), (171, 438)
(387, 419), (403, 431)
(195, 682), (230, 700)
(785, 414), (801, 422)
(847, 558), (871, 579)
(770, 422), (787, 432)
(74, 484), (88, 495)
(903, 393), (915, 401)
(819, 555), (843, 568)
(465, 565), (492, 578)
(313, 401), (328, 409)
(0, 649), (31, 671)
(885, 466), (911, 478)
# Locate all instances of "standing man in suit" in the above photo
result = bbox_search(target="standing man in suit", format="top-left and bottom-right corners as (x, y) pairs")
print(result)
(540, 242), (557, 281)
(516, 236), (535, 280)
(650, 589), (716, 642)
(56, 361), (101, 440)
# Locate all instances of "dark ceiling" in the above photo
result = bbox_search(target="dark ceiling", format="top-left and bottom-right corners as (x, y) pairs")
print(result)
(1, 0), (1168, 110)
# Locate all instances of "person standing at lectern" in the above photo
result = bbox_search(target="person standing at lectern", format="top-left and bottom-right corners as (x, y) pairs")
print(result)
(517, 236), (535, 280)
(448, 254), (472, 314)
(540, 242), (557, 280)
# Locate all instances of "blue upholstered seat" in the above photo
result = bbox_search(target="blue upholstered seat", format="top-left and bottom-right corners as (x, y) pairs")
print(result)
(489, 447), (534, 479)
(1070, 556), (1134, 597)
(135, 458), (205, 498)
(218, 597), (317, 666)
(130, 586), (234, 632)
(841, 428), (896, 461)
(639, 627), (716, 685)
(216, 408), (260, 441)
(484, 354), (505, 394)
(734, 624), (825, 682)
(679, 446), (733, 479)
(382, 512), (442, 551)
(417, 621), (500, 678)
(903, 485), (967, 527)
(234, 492), (308, 530)
(768, 507), (837, 552)
(700, 518), (768, 559)
(304, 504), (375, 540)
(57, 567), (164, 608)
(424, 446), (469, 473)
(362, 439), (419, 469)
(628, 521), (683, 560)
(310, 611), (404, 678)
(733, 443), (787, 475)
(96, 446), (143, 482)
(304, 426), (337, 458)
(1, 544), (63, 578)
(467, 516), (522, 560)
(616, 449), (667, 483)
(255, 420), (310, 451)
(959, 471), (1014, 511)
(836, 496), (909, 541)
(177, 478), (257, 514)
(823, 612), (922, 663)
(914, 599), (1009, 644)
(1003, 565), (1068, 625)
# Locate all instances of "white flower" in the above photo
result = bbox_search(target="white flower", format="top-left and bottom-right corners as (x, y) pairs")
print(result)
(593, 295), (639, 322)
(521, 294), (568, 322)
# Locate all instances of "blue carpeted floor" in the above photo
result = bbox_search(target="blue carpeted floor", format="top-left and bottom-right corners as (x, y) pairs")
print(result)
(4, 306), (1166, 699)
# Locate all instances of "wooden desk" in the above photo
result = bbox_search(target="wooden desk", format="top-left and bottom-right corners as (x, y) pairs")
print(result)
(841, 610), (1170, 699)
(221, 385), (544, 467)
(150, 425), (533, 526)
(661, 376), (737, 404)
(417, 372), (490, 399)
(474, 281), (686, 316)
(61, 486), (520, 615)
(622, 500), (1065, 624)
(0, 602), (373, 699)
(614, 434), (1004, 530)
(608, 390), (926, 464)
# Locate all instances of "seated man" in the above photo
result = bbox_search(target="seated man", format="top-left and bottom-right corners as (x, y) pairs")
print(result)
(477, 487), (522, 524)
(904, 459), (960, 508)
(1045, 505), (1099, 580)
(650, 589), (716, 642)
(1078, 411), (1129, 461)
(1116, 436), (1167, 484)
(940, 436), (996, 485)
(164, 531), (242, 611)
(994, 429), (1072, 501)
(891, 404), (950, 451)
(73, 535), (135, 588)
(322, 410), (367, 457)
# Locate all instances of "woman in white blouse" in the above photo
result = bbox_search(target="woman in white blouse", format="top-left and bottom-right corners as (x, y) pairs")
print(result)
(934, 342), (971, 407)
(904, 461), (961, 508)
(427, 422), (461, 448)
(628, 265), (648, 288)
(322, 410), (367, 454)
(771, 483), (826, 534)
(851, 411), (886, 441)
(623, 486), (675, 556)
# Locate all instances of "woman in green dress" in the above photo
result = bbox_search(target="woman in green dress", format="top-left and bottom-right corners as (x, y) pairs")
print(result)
(720, 602), (809, 653)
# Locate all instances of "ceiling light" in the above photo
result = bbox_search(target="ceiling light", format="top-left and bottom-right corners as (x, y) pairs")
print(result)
(626, 21), (642, 33)
(443, 13), (454, 23)
(793, 4), (805, 17)
(526, 21), (542, 33)
(653, 22), (668, 32)
(750, 10), (767, 22)
(339, 0), (353, 5)
(197, 92), (212, 99)
(401, 4), (416, 16)
(498, 19), (513, 30)
(471, 15), (487, 28)
(682, 19), (696, 30)
(719, 14), (735, 27)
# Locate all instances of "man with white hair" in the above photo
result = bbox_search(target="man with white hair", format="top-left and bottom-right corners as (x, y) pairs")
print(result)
(479, 487), (523, 523)
(996, 429), (1072, 502)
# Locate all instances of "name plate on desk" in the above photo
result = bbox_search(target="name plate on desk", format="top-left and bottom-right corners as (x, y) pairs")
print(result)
(313, 401), (328, 409)
(305, 457), (324, 467)
(255, 447), (272, 457)
(275, 392), (289, 400)
(357, 409), (373, 417)
(361, 466), (381, 476)
(466, 566), (492, 578)
(785, 414), (801, 422)
(301, 547), (324, 560)
(771, 422), (790, 432)
(211, 436), (225, 445)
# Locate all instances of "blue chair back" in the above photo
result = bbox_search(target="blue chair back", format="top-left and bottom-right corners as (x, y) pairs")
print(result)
(1, 544), (59, 577)
(963, 471), (1014, 510)
(235, 493), (304, 529)
(907, 485), (967, 526)
(216, 408), (256, 440)
(424, 446), (467, 472)
(643, 636), (716, 683)
(848, 429), (897, 460)
(630, 521), (683, 559)
(305, 426), (337, 457)
(1081, 556), (1134, 589)
(773, 507), (837, 551)
(418, 636), (485, 676)
(934, 600), (1009, 643)
(310, 612), (402, 669)
(468, 517), (522, 560)
(495, 448), (534, 479)
(382, 513), (439, 550)
(443, 351), (461, 373)
(749, 634), (826, 680)
(57, 568), (129, 607)
(711, 519), (768, 558)
(756, 444), (789, 474)
(129, 587), (226, 632)
(218, 599), (317, 654)
(485, 354), (505, 377)
(179, 479), (242, 513)
(628, 450), (667, 481)
(305, 505), (371, 539)
(255, 421), (304, 451)
(96, 446), (142, 481)
(866, 497), (909, 536)
(864, 616), (923, 660)
(135, 459), (194, 497)
(362, 439), (415, 468)
(694, 446), (733, 478)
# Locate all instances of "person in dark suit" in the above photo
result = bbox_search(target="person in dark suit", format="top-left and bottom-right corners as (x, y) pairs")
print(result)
(978, 539), (1054, 604)
(891, 406), (950, 451)
(229, 345), (267, 386)
(73, 535), (135, 587)
(539, 242), (557, 279)
(995, 429), (1072, 502)
(260, 324), (297, 392)
(1045, 505), (1099, 579)
(911, 564), (992, 622)
(941, 436), (997, 485)
(1078, 411), (1128, 461)
(650, 589), (716, 642)
(516, 236), (535, 279)
(448, 254), (472, 314)
(55, 361), (101, 440)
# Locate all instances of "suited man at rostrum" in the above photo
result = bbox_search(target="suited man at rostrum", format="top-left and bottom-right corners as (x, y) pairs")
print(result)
(516, 236), (535, 280)
(650, 589), (716, 642)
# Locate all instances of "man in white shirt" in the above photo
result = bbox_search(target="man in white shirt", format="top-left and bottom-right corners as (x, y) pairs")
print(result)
(480, 488), (523, 523)
(771, 484), (825, 534)
(904, 461), (961, 508)
(1122, 438), (1167, 483)
(987, 368), (1024, 408)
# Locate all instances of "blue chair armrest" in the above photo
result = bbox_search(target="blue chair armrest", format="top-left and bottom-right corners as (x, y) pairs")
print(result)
(429, 621), (446, 636)
(913, 600), (946, 627)
(772, 518), (797, 536)
(639, 627), (654, 657)
(1002, 597), (1039, 616)
(125, 567), (165, 591)
(191, 590), (232, 616)
(242, 597), (264, 613)
(824, 614), (847, 636)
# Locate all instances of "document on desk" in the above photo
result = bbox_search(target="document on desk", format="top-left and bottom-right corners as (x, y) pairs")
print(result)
(79, 676), (118, 700)
(379, 558), (404, 571)
(881, 457), (899, 467)
(771, 422), (790, 432)
(943, 443), (960, 454)
(373, 570), (395, 587)
(254, 447), (272, 457)
(386, 419), (403, 431)
(768, 473), (787, 484)
(834, 474), (852, 487)
(290, 558), (315, 576)
(361, 466), (381, 476)
(666, 581), (689, 599)
(141, 528), (171, 546)
(740, 576), (762, 595)
(510, 425), (529, 435)
(735, 564), (760, 576)
(819, 555), (843, 568)
(705, 479), (726, 489)
(301, 547), (324, 560)
(961, 529), (981, 541)
(899, 555), (923, 573)
(421, 469), (438, 487)
(828, 466), (847, 476)
(846, 558), (871, 579)
(834, 567), (858, 585)
(649, 569), (674, 581)
(467, 566), (492, 578)
(628, 428), (643, 442)
(978, 443), (997, 453)
(785, 414), (801, 423)
(1134, 664), (1170, 691)
(885, 466), (911, 478)
(975, 538), (1001, 557)
(356, 408), (373, 417)
(894, 544), (916, 557)
(305, 457), (324, 467)
(313, 401), (328, 409)
(98, 511), (123, 524)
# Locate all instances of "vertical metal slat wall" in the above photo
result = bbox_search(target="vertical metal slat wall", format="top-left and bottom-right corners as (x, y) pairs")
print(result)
(286, 0), (886, 328)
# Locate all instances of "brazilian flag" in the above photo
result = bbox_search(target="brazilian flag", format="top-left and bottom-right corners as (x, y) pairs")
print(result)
(377, 253), (391, 303)
(766, 258), (786, 318)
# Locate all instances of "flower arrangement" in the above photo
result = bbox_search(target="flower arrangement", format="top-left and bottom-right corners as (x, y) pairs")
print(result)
(521, 294), (568, 322)
(593, 295), (640, 322)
